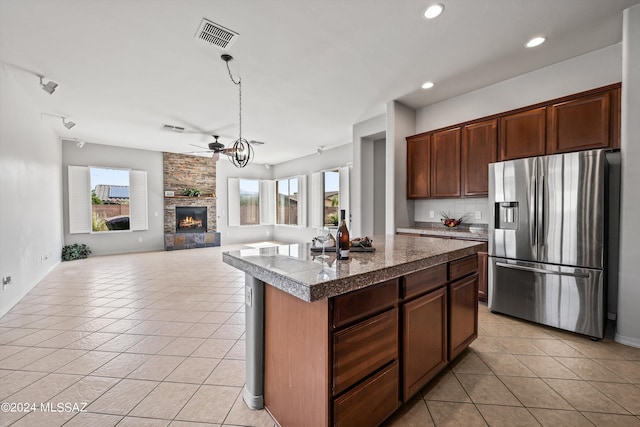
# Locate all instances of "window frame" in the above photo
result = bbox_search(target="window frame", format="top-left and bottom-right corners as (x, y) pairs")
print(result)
(238, 178), (261, 226)
(276, 176), (300, 226)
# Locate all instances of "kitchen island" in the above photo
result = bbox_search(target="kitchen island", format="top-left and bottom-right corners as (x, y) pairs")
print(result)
(223, 234), (484, 427)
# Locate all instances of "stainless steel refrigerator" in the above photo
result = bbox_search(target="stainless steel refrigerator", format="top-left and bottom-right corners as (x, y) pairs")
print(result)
(488, 149), (620, 339)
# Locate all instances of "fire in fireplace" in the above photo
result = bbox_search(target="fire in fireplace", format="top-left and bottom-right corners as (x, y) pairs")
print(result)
(176, 207), (207, 233)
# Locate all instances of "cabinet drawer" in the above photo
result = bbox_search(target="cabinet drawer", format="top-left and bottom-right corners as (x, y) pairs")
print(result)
(333, 361), (400, 427)
(333, 308), (398, 396)
(332, 279), (399, 328)
(449, 255), (478, 281)
(403, 264), (447, 299)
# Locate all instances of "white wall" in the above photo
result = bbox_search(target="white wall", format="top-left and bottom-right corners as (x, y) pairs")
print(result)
(416, 43), (622, 132)
(386, 101), (416, 233)
(352, 114), (386, 237)
(373, 138), (386, 235)
(0, 66), (63, 317)
(215, 160), (274, 244)
(415, 198), (489, 225)
(271, 144), (352, 244)
(62, 141), (164, 255)
(617, 4), (640, 347)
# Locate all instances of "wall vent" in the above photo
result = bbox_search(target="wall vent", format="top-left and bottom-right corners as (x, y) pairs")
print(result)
(195, 19), (238, 50)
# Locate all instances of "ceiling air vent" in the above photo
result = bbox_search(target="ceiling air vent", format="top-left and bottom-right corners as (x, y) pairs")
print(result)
(195, 19), (238, 50)
(162, 124), (185, 133)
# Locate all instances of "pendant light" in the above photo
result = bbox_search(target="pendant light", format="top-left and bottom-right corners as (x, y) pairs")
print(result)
(221, 54), (254, 168)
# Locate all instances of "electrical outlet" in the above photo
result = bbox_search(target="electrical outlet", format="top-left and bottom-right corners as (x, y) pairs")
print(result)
(138, 237), (143, 243)
(429, 210), (435, 218)
(475, 211), (482, 219)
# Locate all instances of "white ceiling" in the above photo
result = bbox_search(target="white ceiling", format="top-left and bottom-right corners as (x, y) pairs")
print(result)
(1, 0), (638, 166)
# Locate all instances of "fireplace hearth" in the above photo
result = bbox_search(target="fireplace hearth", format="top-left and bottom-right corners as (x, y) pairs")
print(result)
(176, 207), (207, 233)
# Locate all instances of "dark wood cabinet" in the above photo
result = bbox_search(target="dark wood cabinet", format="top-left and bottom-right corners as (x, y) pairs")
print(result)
(265, 254), (480, 426)
(402, 285), (447, 400)
(462, 119), (497, 197)
(478, 251), (488, 303)
(547, 90), (612, 154)
(333, 361), (400, 427)
(333, 309), (398, 395)
(448, 273), (479, 361)
(406, 135), (430, 198)
(406, 83), (621, 201)
(431, 128), (461, 198)
(499, 107), (546, 161)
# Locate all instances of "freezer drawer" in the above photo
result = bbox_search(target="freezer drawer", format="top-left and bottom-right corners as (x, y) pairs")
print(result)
(488, 257), (604, 338)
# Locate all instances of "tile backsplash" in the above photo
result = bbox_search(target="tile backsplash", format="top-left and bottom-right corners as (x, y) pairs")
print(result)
(414, 198), (489, 224)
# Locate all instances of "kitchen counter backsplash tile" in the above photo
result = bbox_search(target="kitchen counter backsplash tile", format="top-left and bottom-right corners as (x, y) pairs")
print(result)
(222, 234), (483, 302)
(397, 222), (488, 241)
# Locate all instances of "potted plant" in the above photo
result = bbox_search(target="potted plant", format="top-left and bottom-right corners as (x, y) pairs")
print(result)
(61, 243), (92, 261)
(182, 187), (202, 197)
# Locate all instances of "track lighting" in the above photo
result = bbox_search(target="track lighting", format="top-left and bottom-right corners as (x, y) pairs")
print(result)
(76, 140), (85, 148)
(317, 146), (324, 155)
(38, 75), (58, 94)
(62, 117), (76, 129)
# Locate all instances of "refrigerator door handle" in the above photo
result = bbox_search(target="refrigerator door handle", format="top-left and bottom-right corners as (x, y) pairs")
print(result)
(529, 177), (537, 249)
(540, 175), (547, 250)
(495, 262), (590, 278)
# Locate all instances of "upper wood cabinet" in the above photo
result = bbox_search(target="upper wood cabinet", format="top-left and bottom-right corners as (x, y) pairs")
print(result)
(406, 135), (430, 199)
(547, 90), (612, 154)
(462, 119), (497, 197)
(405, 83), (621, 200)
(431, 128), (461, 198)
(499, 107), (546, 161)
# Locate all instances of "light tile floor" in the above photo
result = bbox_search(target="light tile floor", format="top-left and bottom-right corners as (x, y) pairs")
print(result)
(0, 247), (638, 427)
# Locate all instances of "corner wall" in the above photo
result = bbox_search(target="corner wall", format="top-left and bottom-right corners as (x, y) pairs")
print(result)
(0, 66), (63, 317)
(352, 114), (386, 237)
(617, 4), (640, 347)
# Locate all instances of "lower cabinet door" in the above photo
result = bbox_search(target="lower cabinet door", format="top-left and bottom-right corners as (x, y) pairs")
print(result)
(333, 361), (399, 427)
(449, 273), (479, 361)
(402, 286), (448, 400)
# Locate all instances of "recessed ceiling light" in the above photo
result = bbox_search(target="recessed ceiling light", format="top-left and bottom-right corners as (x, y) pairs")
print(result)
(424, 4), (444, 19)
(526, 36), (546, 48)
(422, 81), (435, 89)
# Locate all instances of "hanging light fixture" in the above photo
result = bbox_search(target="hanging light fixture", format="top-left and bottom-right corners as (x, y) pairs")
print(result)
(221, 54), (254, 168)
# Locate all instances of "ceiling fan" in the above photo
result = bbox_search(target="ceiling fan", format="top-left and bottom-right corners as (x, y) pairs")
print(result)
(188, 135), (264, 164)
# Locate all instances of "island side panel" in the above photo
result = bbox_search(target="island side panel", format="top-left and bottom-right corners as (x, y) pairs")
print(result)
(264, 284), (330, 427)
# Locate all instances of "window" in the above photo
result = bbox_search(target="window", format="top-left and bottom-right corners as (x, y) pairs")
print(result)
(323, 170), (339, 226)
(68, 165), (148, 234)
(276, 177), (299, 225)
(239, 179), (260, 225)
(90, 167), (130, 232)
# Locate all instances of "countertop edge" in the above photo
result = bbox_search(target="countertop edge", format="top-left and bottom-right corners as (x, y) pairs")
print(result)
(397, 227), (488, 241)
(223, 243), (484, 303)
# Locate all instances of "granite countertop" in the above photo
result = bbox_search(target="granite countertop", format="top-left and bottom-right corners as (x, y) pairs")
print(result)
(222, 234), (484, 302)
(397, 222), (488, 241)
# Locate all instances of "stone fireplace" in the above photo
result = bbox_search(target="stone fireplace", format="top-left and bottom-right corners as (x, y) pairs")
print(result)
(163, 152), (221, 250)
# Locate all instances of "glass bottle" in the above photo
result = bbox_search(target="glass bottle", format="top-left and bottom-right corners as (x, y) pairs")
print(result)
(336, 209), (350, 260)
